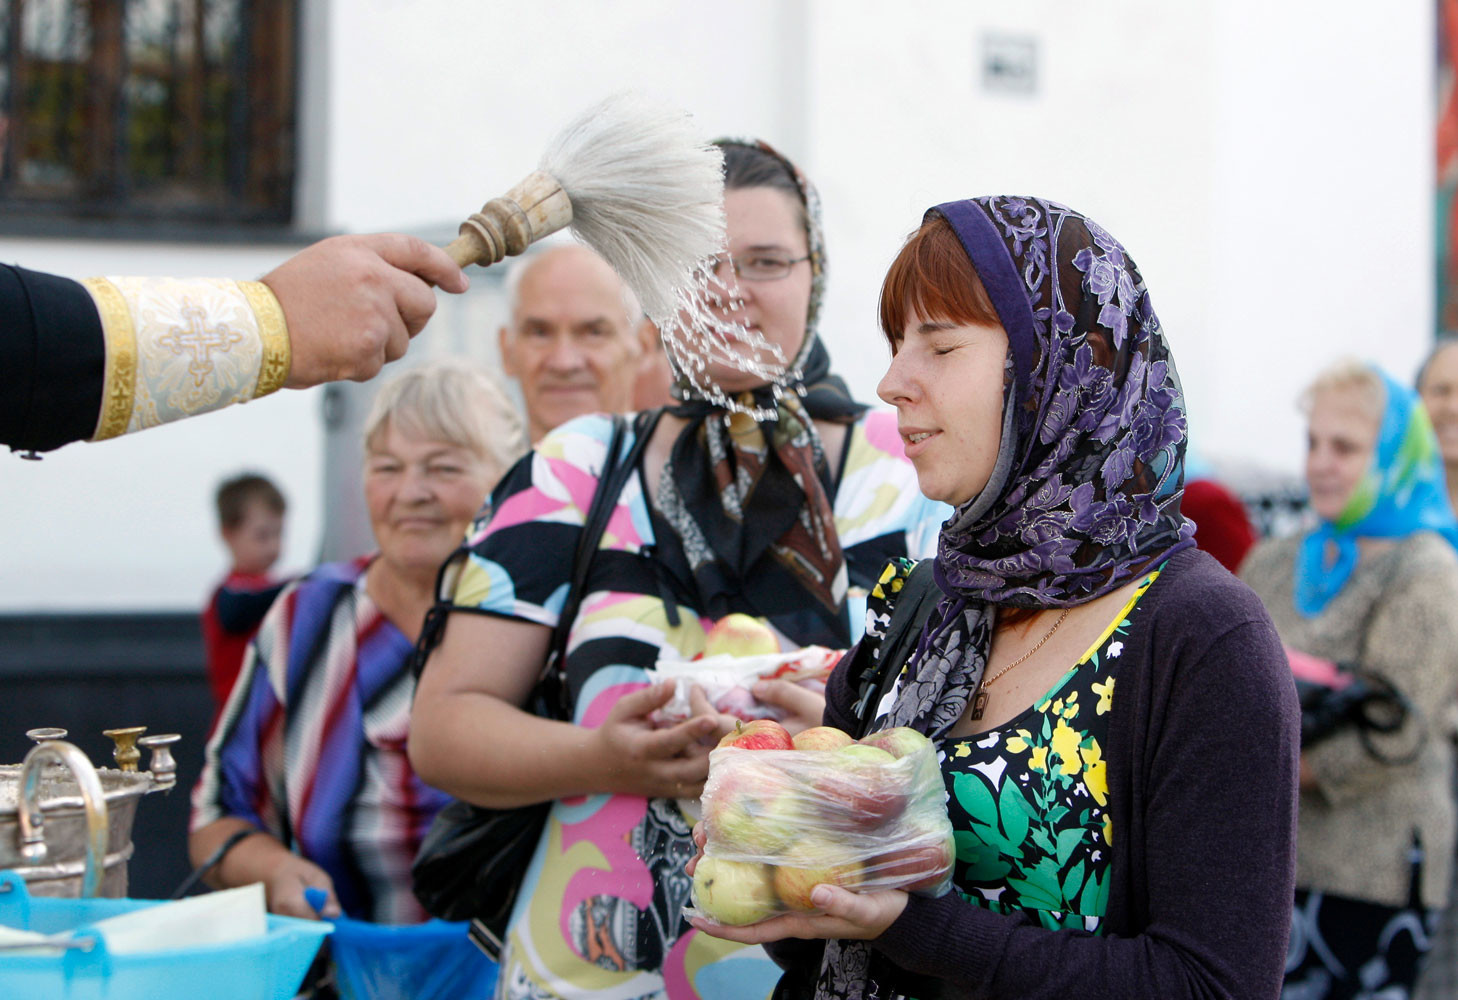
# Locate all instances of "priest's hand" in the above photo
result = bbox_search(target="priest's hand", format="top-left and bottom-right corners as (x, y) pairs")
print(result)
(263, 234), (468, 389)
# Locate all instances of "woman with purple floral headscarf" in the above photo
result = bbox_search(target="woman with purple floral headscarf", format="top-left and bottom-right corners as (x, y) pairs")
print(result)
(690, 198), (1300, 999)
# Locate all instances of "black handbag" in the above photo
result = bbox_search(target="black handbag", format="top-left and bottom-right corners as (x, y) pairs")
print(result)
(1295, 666), (1418, 764)
(410, 410), (659, 960)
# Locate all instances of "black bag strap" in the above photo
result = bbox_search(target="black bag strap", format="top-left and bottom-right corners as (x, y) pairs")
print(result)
(544, 409), (661, 678)
(409, 410), (661, 690)
(849, 559), (942, 737)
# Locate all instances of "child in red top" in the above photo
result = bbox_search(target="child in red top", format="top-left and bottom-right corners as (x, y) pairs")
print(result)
(202, 473), (287, 712)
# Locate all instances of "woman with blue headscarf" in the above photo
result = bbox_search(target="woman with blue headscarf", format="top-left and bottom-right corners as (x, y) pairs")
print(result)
(690, 197), (1300, 999)
(1242, 359), (1458, 999)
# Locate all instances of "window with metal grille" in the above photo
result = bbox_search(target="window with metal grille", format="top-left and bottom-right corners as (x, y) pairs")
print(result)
(0, 0), (296, 233)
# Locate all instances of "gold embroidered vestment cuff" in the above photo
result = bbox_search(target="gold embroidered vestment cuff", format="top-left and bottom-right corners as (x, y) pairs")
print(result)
(81, 277), (291, 441)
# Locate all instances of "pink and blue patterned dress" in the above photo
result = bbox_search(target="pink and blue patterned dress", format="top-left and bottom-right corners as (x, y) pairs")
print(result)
(450, 410), (947, 1000)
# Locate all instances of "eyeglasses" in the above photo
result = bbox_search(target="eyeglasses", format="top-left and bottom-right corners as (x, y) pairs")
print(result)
(708, 252), (811, 282)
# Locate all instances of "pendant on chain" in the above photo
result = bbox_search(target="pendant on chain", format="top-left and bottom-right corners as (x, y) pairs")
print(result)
(967, 608), (1070, 724)
(970, 689), (989, 721)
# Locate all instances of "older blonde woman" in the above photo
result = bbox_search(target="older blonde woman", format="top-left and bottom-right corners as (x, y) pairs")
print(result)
(1243, 359), (1458, 999)
(189, 360), (524, 923)
(1417, 337), (1458, 1000)
(1420, 337), (1458, 513)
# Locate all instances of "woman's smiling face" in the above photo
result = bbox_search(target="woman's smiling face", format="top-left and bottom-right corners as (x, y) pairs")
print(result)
(364, 422), (498, 578)
(877, 309), (1010, 507)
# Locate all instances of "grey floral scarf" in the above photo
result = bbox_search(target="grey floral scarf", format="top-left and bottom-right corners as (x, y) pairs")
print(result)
(818, 196), (1194, 1000)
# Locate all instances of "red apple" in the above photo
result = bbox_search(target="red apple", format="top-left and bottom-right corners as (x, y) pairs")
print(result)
(716, 719), (793, 751)
(865, 824), (956, 894)
(771, 841), (865, 911)
(704, 613), (780, 658)
(812, 744), (907, 830)
(791, 726), (856, 751)
(693, 857), (780, 925)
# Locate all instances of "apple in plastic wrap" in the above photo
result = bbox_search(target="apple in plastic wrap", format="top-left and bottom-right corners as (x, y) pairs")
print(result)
(772, 840), (866, 911)
(865, 819), (956, 894)
(703, 613), (779, 658)
(702, 751), (804, 854)
(858, 727), (934, 760)
(859, 726), (942, 791)
(791, 726), (856, 751)
(812, 744), (908, 830)
(692, 857), (780, 926)
(716, 719), (794, 751)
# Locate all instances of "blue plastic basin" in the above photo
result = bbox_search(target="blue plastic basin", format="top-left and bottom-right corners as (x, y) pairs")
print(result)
(0, 871), (330, 1000)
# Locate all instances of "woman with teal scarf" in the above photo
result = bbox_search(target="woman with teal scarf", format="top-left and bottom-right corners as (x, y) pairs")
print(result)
(1242, 359), (1458, 1000)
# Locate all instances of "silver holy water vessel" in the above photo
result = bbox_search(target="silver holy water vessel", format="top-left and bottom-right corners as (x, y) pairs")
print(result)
(0, 727), (181, 898)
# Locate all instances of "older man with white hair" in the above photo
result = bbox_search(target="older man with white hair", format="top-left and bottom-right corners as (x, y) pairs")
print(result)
(498, 244), (659, 443)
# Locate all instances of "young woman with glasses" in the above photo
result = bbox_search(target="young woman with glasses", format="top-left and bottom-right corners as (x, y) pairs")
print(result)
(409, 140), (949, 1000)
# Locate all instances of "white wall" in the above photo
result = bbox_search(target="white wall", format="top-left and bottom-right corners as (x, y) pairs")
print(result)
(0, 0), (1435, 610)
(0, 241), (326, 610)
(1203, 0), (1434, 474)
(313, 0), (809, 234)
(805, 0), (1433, 477)
(804, 0), (1218, 434)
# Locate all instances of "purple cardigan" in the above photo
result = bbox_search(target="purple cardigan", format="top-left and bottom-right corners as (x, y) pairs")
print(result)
(768, 548), (1300, 1000)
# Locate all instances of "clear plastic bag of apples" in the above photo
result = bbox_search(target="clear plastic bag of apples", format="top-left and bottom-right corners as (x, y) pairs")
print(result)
(686, 720), (956, 927)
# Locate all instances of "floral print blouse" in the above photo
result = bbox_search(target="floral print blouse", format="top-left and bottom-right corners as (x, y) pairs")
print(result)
(941, 568), (1159, 932)
(865, 559), (1160, 935)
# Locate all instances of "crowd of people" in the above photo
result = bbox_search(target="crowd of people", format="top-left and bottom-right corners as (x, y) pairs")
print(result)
(11, 133), (1458, 1000)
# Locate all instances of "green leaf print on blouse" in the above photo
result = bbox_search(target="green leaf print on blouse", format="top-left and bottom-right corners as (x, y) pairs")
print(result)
(950, 720), (1113, 929)
(998, 774), (1033, 846)
(942, 569), (1159, 933)
(953, 829), (1012, 883)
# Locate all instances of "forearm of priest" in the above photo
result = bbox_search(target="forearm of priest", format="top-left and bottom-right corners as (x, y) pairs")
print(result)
(1, 264), (288, 454)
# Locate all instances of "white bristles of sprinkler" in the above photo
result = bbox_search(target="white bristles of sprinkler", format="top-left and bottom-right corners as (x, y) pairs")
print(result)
(540, 93), (726, 323)
(445, 93), (725, 326)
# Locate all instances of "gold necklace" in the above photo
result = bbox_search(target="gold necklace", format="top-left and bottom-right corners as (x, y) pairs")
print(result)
(970, 608), (1071, 721)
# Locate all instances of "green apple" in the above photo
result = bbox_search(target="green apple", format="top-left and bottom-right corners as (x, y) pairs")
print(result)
(693, 857), (780, 925)
(703, 756), (804, 855)
(860, 727), (941, 798)
(704, 613), (780, 657)
(858, 727), (933, 760)
(791, 726), (856, 751)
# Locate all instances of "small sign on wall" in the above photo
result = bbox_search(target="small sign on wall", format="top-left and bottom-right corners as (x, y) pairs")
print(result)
(981, 33), (1038, 95)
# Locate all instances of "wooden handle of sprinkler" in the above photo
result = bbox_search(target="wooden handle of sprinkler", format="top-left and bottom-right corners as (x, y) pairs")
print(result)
(444, 169), (575, 268)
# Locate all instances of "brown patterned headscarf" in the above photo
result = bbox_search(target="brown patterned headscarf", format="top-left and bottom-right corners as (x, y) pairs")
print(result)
(656, 140), (865, 644)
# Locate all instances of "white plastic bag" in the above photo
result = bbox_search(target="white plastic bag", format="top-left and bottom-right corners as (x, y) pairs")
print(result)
(649, 646), (842, 723)
(686, 727), (955, 926)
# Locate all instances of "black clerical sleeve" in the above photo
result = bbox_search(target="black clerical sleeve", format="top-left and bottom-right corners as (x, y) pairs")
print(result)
(0, 264), (107, 453)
